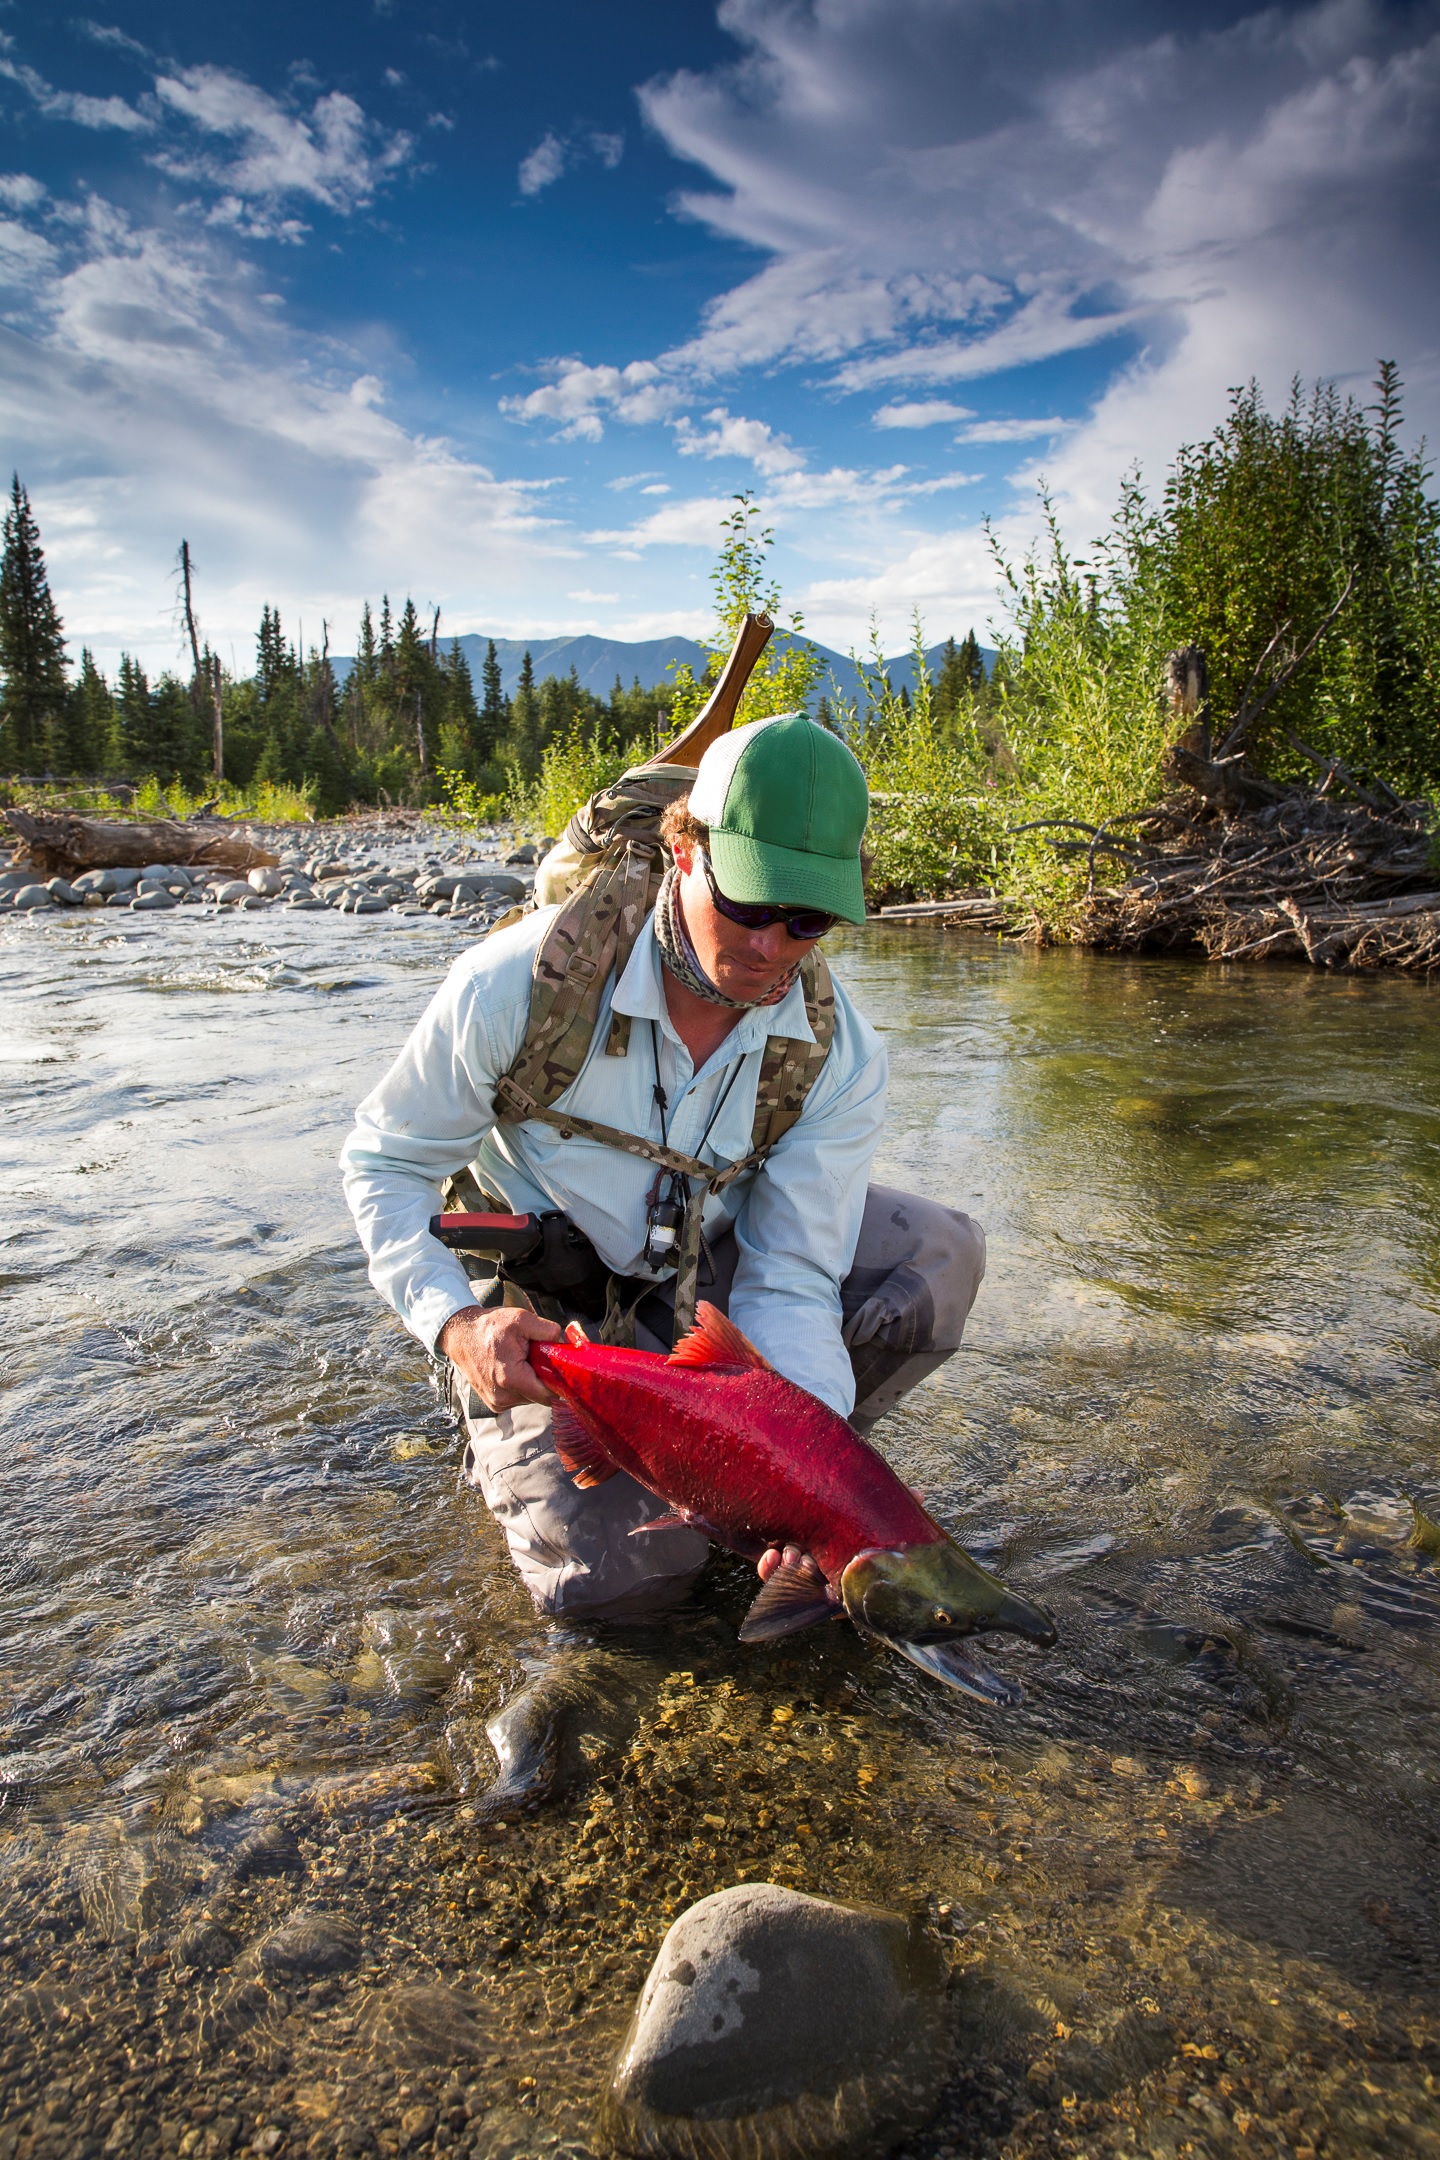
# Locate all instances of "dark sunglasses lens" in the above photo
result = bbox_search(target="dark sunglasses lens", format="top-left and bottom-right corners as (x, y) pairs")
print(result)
(788, 910), (834, 939)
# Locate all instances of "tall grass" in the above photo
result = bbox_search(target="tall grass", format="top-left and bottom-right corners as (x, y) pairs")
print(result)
(0, 773), (318, 822)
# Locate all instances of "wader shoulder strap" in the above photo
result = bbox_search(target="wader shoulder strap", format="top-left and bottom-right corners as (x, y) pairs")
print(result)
(493, 837), (660, 1126)
(749, 948), (835, 1150)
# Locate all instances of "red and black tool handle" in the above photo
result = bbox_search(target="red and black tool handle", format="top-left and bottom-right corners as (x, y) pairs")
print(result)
(428, 1211), (543, 1260)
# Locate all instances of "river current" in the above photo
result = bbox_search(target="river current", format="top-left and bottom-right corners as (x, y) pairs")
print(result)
(2, 900), (1439, 2160)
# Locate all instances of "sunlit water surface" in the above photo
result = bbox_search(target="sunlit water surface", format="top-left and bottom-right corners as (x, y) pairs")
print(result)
(3, 907), (1439, 2160)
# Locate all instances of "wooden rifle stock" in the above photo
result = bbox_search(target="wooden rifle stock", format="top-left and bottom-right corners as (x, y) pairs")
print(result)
(645, 612), (774, 770)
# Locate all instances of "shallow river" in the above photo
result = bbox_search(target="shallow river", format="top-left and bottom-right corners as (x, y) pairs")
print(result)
(3, 903), (1440, 2160)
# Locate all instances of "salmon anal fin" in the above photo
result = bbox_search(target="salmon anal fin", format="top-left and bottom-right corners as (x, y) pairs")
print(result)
(550, 1400), (618, 1489)
(668, 1300), (775, 1374)
(738, 1562), (837, 1642)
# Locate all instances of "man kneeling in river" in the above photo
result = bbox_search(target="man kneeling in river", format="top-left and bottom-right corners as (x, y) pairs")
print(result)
(341, 714), (985, 1617)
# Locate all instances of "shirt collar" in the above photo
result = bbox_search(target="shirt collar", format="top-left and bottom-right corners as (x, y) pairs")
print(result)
(612, 913), (816, 1051)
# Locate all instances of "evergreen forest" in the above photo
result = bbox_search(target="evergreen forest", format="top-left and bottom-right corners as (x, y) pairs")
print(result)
(2, 365), (1437, 925)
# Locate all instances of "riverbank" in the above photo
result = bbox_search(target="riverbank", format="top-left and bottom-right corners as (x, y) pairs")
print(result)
(877, 787), (1440, 973)
(0, 811), (540, 930)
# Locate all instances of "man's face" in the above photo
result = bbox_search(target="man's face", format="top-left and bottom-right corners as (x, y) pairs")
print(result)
(671, 837), (818, 1003)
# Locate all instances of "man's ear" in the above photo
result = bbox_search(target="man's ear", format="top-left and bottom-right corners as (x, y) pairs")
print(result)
(670, 835), (697, 877)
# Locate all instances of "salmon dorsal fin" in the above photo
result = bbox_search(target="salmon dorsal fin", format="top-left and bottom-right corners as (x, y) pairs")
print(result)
(668, 1301), (775, 1374)
(551, 1401), (618, 1489)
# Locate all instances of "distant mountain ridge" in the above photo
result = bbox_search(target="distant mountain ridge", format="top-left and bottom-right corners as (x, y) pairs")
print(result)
(332, 630), (993, 711)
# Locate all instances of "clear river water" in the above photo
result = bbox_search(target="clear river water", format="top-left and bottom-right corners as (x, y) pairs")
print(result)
(3, 900), (1439, 2160)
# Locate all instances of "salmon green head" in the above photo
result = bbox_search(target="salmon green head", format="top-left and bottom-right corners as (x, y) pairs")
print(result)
(840, 1539), (1057, 1705)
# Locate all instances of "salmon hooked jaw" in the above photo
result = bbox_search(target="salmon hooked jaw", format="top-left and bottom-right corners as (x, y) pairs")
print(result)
(840, 1542), (1057, 1706)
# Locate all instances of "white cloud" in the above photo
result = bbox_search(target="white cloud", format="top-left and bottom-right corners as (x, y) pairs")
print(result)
(518, 130), (568, 197)
(587, 494), (737, 552)
(956, 416), (1071, 443)
(518, 127), (626, 198)
(152, 66), (412, 214)
(76, 22), (154, 60)
(673, 405), (804, 474)
(0, 58), (152, 131)
(872, 399), (975, 429)
(0, 187), (576, 676)
(501, 358), (681, 439)
(0, 173), (47, 210)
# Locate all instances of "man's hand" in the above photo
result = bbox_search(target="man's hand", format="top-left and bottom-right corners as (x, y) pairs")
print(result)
(439, 1304), (561, 1415)
(758, 1542), (822, 1583)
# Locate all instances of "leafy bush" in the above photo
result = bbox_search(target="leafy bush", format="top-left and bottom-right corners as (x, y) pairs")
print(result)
(494, 723), (633, 839)
(666, 494), (825, 737)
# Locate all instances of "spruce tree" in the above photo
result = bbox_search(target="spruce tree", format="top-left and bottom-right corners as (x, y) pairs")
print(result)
(511, 649), (541, 775)
(150, 674), (198, 784)
(68, 649), (114, 773)
(444, 640), (482, 773)
(480, 638), (508, 761)
(394, 599), (437, 775)
(115, 656), (153, 771)
(0, 475), (68, 770)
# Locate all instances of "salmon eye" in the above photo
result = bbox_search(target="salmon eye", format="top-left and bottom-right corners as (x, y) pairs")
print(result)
(931, 1608), (951, 1626)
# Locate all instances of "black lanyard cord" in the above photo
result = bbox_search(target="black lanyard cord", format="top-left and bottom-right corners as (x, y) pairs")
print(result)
(650, 1020), (745, 1167)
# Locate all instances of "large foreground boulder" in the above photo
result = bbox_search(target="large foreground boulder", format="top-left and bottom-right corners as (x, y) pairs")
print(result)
(600, 1882), (948, 2160)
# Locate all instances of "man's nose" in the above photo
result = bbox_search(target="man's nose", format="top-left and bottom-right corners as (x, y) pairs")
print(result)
(746, 921), (794, 963)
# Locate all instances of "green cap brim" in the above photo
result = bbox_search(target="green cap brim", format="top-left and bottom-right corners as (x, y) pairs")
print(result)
(708, 828), (867, 925)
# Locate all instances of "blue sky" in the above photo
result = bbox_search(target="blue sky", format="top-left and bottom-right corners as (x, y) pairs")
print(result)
(3, 0), (1438, 680)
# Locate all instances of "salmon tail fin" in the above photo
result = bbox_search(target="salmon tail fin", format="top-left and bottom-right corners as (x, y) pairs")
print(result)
(739, 1561), (838, 1642)
(550, 1401), (618, 1489)
(669, 1301), (775, 1374)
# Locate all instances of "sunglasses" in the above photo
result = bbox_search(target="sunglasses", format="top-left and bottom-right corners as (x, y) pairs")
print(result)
(700, 849), (837, 941)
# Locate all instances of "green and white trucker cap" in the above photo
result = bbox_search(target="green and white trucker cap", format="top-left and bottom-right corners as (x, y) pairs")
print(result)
(688, 712), (870, 925)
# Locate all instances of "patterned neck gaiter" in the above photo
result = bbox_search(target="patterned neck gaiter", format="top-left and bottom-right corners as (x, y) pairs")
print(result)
(653, 862), (801, 1012)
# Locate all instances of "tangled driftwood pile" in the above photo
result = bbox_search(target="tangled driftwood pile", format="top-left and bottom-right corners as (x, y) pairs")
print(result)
(1075, 794), (1440, 969)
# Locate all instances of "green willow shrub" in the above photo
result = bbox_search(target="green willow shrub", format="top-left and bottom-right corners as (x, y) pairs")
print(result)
(498, 722), (632, 839)
(667, 493), (825, 734)
(1133, 365), (1440, 793)
(845, 621), (1007, 901)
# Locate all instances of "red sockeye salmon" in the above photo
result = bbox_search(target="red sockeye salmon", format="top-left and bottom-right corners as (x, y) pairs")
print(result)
(529, 1302), (1056, 1704)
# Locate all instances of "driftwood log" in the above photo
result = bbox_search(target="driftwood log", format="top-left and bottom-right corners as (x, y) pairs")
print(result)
(4, 809), (279, 877)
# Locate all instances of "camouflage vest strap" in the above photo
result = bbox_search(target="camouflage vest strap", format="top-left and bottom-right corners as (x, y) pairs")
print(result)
(749, 948), (835, 1152)
(498, 838), (658, 1116)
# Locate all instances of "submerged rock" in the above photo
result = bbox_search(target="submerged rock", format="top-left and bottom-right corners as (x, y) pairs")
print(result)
(360, 1981), (491, 2069)
(231, 1819), (304, 1881)
(259, 1910), (361, 1976)
(172, 1918), (239, 1973)
(601, 1883), (948, 2160)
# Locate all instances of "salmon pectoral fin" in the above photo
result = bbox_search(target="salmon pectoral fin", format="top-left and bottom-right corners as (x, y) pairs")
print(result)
(550, 1401), (618, 1489)
(668, 1300), (775, 1374)
(739, 1562), (838, 1643)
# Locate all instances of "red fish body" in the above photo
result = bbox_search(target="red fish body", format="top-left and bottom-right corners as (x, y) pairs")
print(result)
(529, 1304), (1055, 1703)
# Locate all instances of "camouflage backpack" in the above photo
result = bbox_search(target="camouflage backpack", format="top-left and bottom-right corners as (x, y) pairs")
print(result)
(488, 761), (835, 1337)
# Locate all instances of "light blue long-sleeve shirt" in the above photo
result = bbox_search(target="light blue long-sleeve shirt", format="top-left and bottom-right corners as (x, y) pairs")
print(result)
(340, 905), (887, 1415)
